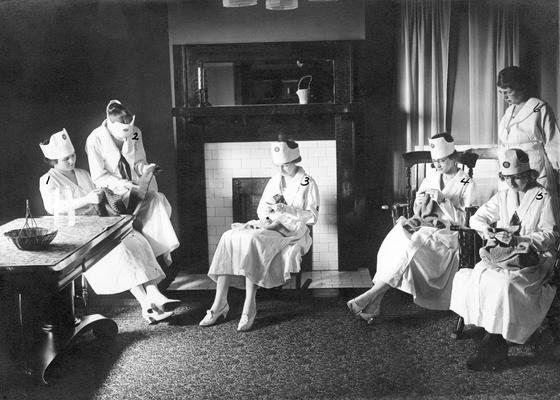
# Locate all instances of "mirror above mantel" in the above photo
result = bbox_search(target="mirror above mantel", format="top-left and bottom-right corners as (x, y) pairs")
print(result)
(172, 41), (353, 111)
(204, 58), (334, 106)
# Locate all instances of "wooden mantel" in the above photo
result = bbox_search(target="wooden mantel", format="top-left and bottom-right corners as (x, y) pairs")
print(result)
(172, 103), (362, 118)
(171, 41), (363, 272)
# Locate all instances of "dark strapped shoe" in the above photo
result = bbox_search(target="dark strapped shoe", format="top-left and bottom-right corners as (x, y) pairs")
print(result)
(467, 333), (509, 371)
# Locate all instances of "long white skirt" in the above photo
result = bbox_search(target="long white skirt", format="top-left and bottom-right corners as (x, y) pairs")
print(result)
(374, 218), (459, 310)
(133, 191), (179, 258)
(84, 230), (165, 295)
(450, 260), (556, 344)
(208, 226), (311, 289)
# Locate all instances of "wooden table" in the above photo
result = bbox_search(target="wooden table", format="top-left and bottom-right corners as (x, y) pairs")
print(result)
(0, 215), (133, 384)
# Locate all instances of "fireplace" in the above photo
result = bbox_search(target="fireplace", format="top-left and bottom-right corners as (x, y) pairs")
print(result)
(204, 141), (338, 270)
(172, 41), (362, 272)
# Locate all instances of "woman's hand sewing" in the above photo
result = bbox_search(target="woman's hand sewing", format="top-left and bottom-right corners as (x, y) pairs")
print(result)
(480, 225), (495, 240)
(266, 202), (287, 214)
(426, 188), (445, 203)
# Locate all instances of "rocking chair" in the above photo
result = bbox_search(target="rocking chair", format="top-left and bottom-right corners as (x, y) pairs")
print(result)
(382, 150), (479, 224)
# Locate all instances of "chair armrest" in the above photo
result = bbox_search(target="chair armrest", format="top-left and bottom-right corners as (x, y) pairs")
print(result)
(450, 226), (477, 232)
(381, 202), (410, 226)
(453, 226), (484, 269)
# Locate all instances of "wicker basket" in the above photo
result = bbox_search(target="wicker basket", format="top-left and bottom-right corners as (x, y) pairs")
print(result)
(4, 227), (58, 251)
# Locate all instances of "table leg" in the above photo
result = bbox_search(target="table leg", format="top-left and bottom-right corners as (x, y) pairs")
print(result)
(33, 314), (118, 384)
(20, 284), (118, 384)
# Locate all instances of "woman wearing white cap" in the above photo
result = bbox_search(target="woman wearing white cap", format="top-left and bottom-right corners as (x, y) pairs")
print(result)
(39, 129), (178, 324)
(199, 139), (319, 331)
(85, 100), (179, 267)
(473, 67), (560, 219)
(450, 148), (558, 371)
(347, 133), (478, 322)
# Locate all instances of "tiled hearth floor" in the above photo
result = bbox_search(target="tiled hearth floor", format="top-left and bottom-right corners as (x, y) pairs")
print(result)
(168, 268), (372, 291)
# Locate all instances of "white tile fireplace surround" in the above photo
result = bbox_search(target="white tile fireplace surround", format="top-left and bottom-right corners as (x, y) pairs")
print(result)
(204, 140), (338, 271)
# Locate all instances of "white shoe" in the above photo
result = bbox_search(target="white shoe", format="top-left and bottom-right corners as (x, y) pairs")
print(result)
(237, 309), (256, 332)
(358, 303), (381, 324)
(142, 308), (174, 324)
(199, 303), (229, 327)
(152, 298), (181, 312)
(346, 299), (363, 315)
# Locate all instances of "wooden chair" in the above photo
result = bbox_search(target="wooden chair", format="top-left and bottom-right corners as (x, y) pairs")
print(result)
(453, 232), (560, 344)
(450, 148), (498, 339)
(382, 150), (479, 224)
(232, 177), (313, 290)
(381, 148), (495, 339)
(451, 149), (560, 345)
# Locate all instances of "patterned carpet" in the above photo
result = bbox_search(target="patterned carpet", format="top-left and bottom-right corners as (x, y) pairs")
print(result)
(3, 288), (560, 400)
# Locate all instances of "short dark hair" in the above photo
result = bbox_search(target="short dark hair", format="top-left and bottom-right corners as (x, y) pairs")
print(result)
(286, 140), (299, 149)
(43, 158), (57, 167)
(497, 66), (531, 92)
(430, 132), (454, 143)
(107, 101), (133, 124)
(39, 137), (58, 166)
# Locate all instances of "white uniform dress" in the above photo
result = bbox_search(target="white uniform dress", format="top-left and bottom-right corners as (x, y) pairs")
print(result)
(39, 168), (165, 294)
(85, 121), (179, 258)
(499, 97), (560, 220)
(374, 169), (477, 310)
(208, 167), (320, 289)
(450, 185), (558, 344)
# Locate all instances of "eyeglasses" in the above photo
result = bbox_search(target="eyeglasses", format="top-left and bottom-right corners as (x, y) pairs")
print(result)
(432, 157), (449, 164)
(501, 172), (528, 181)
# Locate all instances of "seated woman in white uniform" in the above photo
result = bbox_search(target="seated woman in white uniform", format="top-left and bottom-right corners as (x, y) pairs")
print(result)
(39, 129), (178, 324)
(347, 133), (478, 322)
(199, 140), (320, 331)
(85, 100), (179, 266)
(450, 148), (558, 371)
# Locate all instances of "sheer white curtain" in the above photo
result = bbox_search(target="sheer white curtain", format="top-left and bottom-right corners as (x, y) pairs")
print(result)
(393, 0), (451, 196)
(392, 0), (520, 197)
(396, 0), (451, 151)
(467, 2), (519, 145)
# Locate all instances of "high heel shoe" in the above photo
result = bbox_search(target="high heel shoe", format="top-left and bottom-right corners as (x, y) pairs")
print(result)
(152, 298), (181, 313)
(199, 303), (229, 327)
(346, 299), (364, 315)
(142, 308), (174, 324)
(237, 309), (257, 332)
(358, 303), (381, 325)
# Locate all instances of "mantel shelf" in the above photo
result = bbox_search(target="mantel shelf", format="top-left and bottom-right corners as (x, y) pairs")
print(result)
(172, 103), (362, 119)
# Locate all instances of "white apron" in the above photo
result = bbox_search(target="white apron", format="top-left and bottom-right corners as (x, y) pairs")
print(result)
(208, 167), (320, 289)
(39, 168), (165, 294)
(450, 185), (558, 344)
(498, 97), (560, 221)
(374, 169), (477, 310)
(85, 122), (179, 257)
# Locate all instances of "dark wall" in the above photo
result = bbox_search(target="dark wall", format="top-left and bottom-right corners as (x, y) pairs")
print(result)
(353, 1), (398, 273)
(0, 0), (176, 226)
(518, 0), (559, 110)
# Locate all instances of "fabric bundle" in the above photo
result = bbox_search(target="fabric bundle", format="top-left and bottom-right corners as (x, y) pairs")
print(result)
(479, 240), (539, 270)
